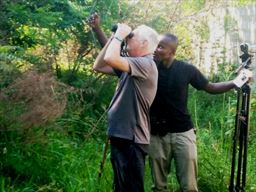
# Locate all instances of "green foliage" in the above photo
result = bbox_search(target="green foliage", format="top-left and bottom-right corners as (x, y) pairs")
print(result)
(188, 88), (256, 191)
(0, 126), (113, 191)
(1, 0), (256, 191)
(232, 0), (256, 6)
(174, 24), (194, 61)
(195, 20), (210, 42)
(180, 0), (206, 13)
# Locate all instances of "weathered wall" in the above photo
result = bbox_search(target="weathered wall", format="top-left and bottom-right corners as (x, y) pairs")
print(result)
(194, 4), (256, 90)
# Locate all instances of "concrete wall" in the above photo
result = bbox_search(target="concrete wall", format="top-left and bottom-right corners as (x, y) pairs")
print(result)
(195, 4), (256, 90)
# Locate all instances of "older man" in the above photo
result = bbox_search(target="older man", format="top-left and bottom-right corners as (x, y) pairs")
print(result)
(93, 22), (159, 192)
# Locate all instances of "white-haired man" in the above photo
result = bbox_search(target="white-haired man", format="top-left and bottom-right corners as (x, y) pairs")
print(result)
(93, 23), (159, 192)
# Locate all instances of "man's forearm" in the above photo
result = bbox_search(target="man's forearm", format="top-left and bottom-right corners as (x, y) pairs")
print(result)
(93, 37), (114, 74)
(93, 27), (108, 48)
(205, 81), (236, 94)
(93, 39), (110, 69)
(104, 37), (130, 72)
(104, 37), (123, 69)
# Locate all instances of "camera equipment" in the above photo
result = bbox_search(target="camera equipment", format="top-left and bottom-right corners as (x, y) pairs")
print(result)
(241, 43), (256, 53)
(111, 24), (134, 56)
(235, 44), (253, 74)
(229, 43), (253, 192)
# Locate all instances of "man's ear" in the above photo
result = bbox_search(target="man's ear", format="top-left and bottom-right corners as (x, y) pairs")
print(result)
(168, 49), (174, 56)
(142, 40), (148, 48)
(170, 48), (176, 55)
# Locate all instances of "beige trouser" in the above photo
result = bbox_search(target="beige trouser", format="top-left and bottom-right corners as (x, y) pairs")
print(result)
(148, 129), (198, 192)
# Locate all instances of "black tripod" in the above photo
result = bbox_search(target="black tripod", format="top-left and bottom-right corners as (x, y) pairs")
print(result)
(229, 44), (252, 192)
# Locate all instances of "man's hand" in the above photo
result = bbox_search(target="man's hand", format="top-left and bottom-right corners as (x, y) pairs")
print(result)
(114, 23), (132, 41)
(87, 12), (108, 48)
(103, 23), (132, 73)
(88, 12), (100, 29)
(233, 69), (253, 88)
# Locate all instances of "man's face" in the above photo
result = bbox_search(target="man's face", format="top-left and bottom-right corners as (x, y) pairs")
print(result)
(126, 29), (143, 56)
(154, 36), (175, 62)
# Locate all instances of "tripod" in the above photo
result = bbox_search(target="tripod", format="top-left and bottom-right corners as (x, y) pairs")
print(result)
(229, 45), (252, 192)
(229, 83), (251, 192)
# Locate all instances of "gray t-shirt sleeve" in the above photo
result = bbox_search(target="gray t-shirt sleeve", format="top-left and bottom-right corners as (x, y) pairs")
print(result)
(126, 57), (153, 79)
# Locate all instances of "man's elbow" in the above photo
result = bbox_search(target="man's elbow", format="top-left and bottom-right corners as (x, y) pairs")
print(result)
(93, 64), (102, 72)
(204, 83), (217, 94)
(104, 55), (111, 63)
(93, 66), (98, 72)
(103, 56), (115, 67)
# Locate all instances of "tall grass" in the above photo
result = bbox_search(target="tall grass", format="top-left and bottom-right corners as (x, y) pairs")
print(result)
(188, 87), (256, 192)
(1, 76), (255, 191)
(1, 107), (255, 192)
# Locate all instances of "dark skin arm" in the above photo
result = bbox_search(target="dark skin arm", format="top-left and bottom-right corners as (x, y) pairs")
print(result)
(88, 13), (108, 48)
(204, 81), (236, 94)
(203, 67), (254, 94)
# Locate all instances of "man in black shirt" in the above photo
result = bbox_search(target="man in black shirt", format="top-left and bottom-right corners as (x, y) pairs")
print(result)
(149, 33), (250, 192)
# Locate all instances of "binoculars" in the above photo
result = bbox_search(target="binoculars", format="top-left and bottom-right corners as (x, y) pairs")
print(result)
(111, 24), (134, 39)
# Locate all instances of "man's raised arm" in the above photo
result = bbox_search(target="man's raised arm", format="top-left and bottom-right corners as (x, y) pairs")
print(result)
(88, 12), (108, 48)
(93, 36), (115, 75)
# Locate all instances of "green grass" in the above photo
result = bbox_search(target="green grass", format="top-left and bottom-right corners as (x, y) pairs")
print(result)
(1, 89), (256, 192)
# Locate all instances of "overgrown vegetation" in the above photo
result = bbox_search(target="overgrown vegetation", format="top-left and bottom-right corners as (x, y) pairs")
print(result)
(0, 0), (255, 191)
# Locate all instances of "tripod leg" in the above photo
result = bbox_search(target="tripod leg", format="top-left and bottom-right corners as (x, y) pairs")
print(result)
(241, 125), (248, 191)
(235, 91), (247, 191)
(229, 90), (241, 192)
(233, 85), (251, 192)
(241, 86), (251, 190)
(235, 123), (244, 191)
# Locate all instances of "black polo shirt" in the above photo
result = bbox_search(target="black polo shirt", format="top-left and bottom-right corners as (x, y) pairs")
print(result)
(150, 59), (208, 135)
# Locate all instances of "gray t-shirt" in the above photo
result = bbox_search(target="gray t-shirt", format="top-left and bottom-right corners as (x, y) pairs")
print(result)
(107, 55), (158, 144)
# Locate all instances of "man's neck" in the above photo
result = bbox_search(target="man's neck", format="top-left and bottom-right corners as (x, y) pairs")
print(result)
(162, 57), (175, 68)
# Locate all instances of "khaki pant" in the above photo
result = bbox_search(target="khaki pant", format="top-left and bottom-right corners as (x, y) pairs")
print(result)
(148, 129), (198, 192)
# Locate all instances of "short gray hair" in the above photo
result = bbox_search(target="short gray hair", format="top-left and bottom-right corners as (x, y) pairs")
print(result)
(136, 25), (159, 53)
